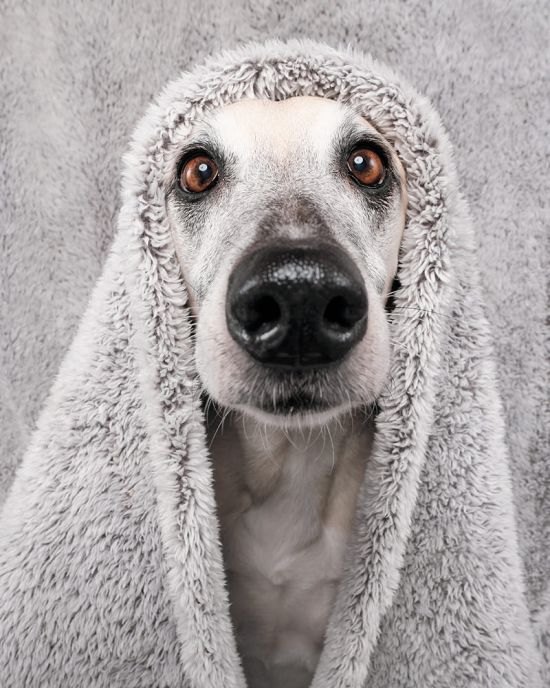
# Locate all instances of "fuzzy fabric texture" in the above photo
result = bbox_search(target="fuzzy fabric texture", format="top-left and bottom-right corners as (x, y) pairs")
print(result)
(0, 37), (547, 687)
(1, 6), (549, 663)
(2, 5), (549, 678)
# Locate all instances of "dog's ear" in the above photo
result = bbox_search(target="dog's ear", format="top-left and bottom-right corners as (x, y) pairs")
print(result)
(385, 274), (401, 313)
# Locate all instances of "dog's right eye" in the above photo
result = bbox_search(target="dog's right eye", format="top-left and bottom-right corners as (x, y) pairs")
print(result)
(179, 154), (219, 193)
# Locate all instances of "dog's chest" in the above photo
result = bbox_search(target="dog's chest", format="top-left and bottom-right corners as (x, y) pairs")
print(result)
(211, 418), (371, 688)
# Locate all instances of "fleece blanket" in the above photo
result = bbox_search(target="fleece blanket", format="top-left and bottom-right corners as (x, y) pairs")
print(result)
(0, 39), (546, 687)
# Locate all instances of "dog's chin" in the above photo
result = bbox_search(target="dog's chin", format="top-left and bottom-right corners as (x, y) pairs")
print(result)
(235, 403), (356, 430)
(232, 397), (370, 430)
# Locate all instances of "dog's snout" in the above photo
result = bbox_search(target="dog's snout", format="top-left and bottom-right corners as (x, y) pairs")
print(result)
(226, 241), (368, 369)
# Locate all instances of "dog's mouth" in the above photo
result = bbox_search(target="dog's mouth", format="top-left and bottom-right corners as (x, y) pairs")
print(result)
(224, 364), (376, 427)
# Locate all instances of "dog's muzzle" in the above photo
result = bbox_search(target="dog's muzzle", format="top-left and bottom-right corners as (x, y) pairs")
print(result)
(226, 240), (368, 370)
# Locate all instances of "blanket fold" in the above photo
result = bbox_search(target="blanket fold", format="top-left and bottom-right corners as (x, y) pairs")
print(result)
(0, 39), (544, 687)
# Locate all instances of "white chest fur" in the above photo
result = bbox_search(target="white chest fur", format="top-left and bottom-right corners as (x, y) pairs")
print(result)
(209, 412), (373, 688)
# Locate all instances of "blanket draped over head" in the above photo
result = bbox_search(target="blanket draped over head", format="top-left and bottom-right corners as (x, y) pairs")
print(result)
(0, 39), (545, 688)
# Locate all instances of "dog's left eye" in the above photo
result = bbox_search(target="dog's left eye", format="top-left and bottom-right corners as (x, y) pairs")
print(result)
(347, 148), (386, 187)
(179, 154), (219, 193)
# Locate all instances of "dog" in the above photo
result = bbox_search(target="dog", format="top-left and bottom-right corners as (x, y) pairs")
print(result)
(166, 96), (407, 688)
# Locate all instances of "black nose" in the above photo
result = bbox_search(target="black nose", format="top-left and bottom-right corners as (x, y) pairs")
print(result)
(226, 241), (368, 369)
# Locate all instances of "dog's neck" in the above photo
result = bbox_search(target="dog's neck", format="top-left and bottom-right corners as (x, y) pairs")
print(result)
(207, 406), (374, 687)
(209, 410), (373, 526)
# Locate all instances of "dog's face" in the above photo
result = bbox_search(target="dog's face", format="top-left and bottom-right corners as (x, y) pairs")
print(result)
(166, 96), (407, 427)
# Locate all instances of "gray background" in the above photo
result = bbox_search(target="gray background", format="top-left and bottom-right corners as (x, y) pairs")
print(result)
(1, 0), (548, 644)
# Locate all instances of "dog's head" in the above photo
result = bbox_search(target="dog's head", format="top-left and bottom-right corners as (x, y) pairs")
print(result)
(166, 96), (407, 427)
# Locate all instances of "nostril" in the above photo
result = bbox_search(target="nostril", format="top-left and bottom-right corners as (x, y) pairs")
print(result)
(239, 294), (282, 335)
(323, 295), (365, 330)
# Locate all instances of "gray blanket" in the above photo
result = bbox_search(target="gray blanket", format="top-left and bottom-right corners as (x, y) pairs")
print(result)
(2, 13), (549, 685)
(1, 37), (547, 687)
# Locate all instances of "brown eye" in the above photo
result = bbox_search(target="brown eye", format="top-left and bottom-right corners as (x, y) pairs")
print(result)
(347, 148), (386, 187)
(179, 154), (219, 193)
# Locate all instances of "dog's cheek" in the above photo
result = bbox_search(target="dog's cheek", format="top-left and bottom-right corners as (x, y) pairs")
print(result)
(354, 295), (391, 400)
(193, 280), (246, 408)
(195, 330), (233, 406)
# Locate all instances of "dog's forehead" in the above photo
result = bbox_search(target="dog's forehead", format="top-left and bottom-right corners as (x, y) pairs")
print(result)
(203, 96), (376, 158)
